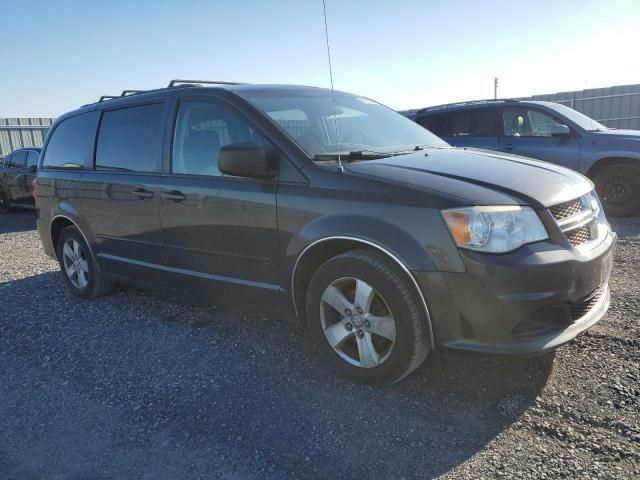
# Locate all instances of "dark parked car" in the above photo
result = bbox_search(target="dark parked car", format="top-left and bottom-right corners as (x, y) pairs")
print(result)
(36, 80), (615, 384)
(0, 147), (40, 212)
(411, 99), (640, 217)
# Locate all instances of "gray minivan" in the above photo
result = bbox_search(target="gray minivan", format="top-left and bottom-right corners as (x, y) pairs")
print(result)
(36, 81), (615, 384)
(412, 100), (640, 216)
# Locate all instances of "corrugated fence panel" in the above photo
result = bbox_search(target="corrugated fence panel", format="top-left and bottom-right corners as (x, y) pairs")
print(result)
(0, 117), (54, 157)
(527, 84), (640, 130)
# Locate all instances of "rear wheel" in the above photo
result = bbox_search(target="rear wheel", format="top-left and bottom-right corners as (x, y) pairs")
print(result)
(593, 163), (640, 217)
(0, 187), (11, 213)
(306, 249), (430, 385)
(56, 225), (114, 299)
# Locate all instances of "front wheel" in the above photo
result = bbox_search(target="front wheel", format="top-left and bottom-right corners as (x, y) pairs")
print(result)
(306, 250), (430, 385)
(593, 163), (640, 217)
(56, 225), (114, 299)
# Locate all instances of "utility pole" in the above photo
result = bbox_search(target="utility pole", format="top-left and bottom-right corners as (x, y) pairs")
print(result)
(494, 77), (498, 99)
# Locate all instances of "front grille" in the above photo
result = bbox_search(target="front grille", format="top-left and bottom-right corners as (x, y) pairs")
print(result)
(565, 224), (592, 246)
(548, 193), (600, 248)
(549, 198), (584, 221)
(569, 286), (606, 321)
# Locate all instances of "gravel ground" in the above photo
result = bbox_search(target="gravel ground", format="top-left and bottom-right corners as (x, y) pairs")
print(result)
(0, 212), (638, 479)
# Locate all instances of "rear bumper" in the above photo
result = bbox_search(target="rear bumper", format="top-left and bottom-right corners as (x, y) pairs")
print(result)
(36, 217), (57, 259)
(415, 230), (616, 355)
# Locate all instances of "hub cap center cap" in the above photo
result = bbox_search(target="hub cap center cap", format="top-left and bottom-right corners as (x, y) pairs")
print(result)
(351, 315), (363, 328)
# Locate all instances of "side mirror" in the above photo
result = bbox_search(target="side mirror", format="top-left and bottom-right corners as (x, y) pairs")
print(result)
(29, 165), (37, 172)
(551, 124), (571, 138)
(218, 143), (276, 179)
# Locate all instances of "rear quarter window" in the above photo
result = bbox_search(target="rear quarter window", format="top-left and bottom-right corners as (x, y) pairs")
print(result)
(42, 112), (99, 169)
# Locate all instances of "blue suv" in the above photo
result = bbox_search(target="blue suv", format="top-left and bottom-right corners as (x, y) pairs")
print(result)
(412, 100), (640, 216)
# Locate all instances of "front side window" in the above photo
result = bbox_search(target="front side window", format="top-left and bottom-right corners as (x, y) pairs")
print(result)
(96, 103), (163, 172)
(26, 150), (39, 168)
(10, 151), (27, 168)
(235, 89), (449, 160)
(172, 100), (264, 176)
(42, 112), (98, 169)
(502, 108), (559, 137)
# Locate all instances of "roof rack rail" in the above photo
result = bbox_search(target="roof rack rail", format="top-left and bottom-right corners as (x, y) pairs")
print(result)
(121, 89), (146, 96)
(416, 98), (519, 114)
(99, 95), (120, 102)
(168, 79), (245, 88)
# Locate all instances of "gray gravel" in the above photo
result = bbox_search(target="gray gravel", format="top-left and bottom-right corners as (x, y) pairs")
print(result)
(0, 212), (638, 479)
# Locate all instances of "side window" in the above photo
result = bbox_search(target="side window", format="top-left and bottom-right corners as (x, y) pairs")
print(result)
(417, 114), (451, 137)
(470, 108), (500, 137)
(449, 112), (472, 136)
(42, 112), (98, 169)
(172, 100), (264, 176)
(11, 151), (27, 168)
(96, 103), (164, 172)
(525, 109), (558, 137)
(26, 150), (40, 168)
(502, 108), (558, 137)
(3, 153), (13, 168)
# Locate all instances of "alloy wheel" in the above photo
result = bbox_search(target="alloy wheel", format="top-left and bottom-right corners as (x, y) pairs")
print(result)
(320, 277), (396, 368)
(62, 238), (90, 289)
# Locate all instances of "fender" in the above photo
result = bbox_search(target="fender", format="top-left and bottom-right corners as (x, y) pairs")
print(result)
(583, 151), (640, 175)
(50, 212), (101, 272)
(286, 214), (455, 350)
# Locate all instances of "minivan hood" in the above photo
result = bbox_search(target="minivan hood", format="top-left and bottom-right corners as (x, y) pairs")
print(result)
(346, 148), (593, 208)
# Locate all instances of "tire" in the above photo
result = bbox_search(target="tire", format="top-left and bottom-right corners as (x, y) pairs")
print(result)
(306, 249), (430, 385)
(56, 225), (114, 299)
(593, 163), (640, 217)
(0, 187), (12, 213)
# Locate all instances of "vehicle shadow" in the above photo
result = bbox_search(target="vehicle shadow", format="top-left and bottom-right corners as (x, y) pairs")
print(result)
(0, 211), (37, 234)
(1, 271), (554, 479)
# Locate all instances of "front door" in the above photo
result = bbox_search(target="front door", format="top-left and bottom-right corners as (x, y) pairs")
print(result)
(157, 97), (280, 308)
(4, 150), (28, 203)
(80, 102), (167, 282)
(499, 107), (581, 170)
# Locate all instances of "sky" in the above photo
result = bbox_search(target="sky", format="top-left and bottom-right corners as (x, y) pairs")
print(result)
(1, 0), (639, 117)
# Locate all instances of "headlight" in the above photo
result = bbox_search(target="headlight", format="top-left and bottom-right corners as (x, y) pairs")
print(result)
(442, 206), (548, 253)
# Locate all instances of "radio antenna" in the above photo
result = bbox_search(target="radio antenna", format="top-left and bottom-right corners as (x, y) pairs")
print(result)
(321, 0), (343, 172)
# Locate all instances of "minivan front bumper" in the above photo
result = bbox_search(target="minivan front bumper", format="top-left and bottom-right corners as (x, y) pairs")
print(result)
(414, 230), (616, 355)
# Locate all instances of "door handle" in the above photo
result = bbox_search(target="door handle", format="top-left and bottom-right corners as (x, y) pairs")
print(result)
(132, 189), (154, 200)
(502, 144), (514, 151)
(161, 191), (187, 202)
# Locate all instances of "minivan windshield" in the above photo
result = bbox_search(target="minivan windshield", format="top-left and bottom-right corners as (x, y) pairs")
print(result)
(236, 89), (449, 161)
(545, 102), (608, 132)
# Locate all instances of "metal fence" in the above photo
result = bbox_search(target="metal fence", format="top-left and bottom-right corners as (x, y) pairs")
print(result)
(0, 118), (54, 158)
(400, 84), (640, 130)
(522, 84), (640, 130)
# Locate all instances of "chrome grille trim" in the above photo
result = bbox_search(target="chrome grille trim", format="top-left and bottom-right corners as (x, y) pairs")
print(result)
(548, 193), (600, 248)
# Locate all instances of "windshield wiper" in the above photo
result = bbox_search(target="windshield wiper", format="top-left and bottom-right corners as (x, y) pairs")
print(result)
(313, 150), (392, 162)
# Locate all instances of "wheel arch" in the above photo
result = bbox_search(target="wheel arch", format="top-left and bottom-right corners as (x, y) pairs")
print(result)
(50, 214), (100, 270)
(291, 236), (435, 349)
(586, 156), (640, 178)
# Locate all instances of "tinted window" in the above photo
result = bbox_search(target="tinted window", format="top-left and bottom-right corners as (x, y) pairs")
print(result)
(43, 112), (98, 168)
(26, 150), (40, 168)
(10, 151), (27, 167)
(502, 108), (559, 137)
(417, 113), (450, 137)
(172, 100), (264, 176)
(96, 103), (164, 172)
(418, 109), (500, 138)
